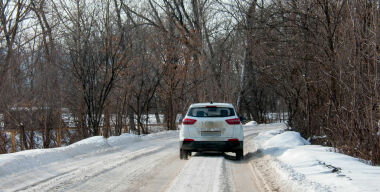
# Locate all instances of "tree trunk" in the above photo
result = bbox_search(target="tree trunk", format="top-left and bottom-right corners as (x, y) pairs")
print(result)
(103, 108), (110, 138)
(128, 108), (135, 133)
(19, 125), (28, 150)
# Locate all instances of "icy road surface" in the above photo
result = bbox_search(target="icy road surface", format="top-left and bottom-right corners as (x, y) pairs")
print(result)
(0, 124), (282, 192)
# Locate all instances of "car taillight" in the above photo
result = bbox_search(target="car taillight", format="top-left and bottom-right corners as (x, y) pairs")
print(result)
(182, 118), (197, 125)
(225, 118), (240, 125)
(184, 138), (194, 142)
(228, 138), (239, 141)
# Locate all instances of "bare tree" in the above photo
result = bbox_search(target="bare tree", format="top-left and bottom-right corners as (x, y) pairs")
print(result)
(53, 0), (128, 136)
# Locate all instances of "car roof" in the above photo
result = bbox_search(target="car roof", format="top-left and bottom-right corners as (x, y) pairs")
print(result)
(189, 103), (235, 108)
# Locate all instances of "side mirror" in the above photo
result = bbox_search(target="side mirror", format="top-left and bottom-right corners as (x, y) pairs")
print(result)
(179, 116), (184, 124)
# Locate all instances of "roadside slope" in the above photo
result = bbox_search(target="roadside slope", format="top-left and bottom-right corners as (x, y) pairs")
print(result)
(252, 124), (380, 192)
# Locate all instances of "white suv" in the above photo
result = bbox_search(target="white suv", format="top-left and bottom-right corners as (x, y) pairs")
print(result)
(179, 103), (244, 160)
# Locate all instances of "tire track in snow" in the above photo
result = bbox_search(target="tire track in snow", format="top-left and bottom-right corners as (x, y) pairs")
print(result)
(167, 154), (230, 192)
(20, 142), (176, 192)
(9, 125), (283, 192)
(164, 125), (276, 192)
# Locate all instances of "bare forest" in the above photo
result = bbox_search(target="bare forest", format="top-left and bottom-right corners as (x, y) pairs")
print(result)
(0, 0), (379, 164)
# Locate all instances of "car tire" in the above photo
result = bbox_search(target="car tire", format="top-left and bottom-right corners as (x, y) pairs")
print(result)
(236, 149), (243, 160)
(180, 149), (189, 160)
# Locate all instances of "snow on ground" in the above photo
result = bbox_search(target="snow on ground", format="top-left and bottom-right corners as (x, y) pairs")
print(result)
(254, 124), (380, 192)
(0, 131), (177, 178)
(0, 124), (268, 192)
(1, 122), (379, 192)
(244, 120), (257, 126)
(167, 156), (226, 192)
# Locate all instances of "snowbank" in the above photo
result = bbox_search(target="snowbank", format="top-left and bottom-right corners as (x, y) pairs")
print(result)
(254, 126), (380, 192)
(0, 131), (177, 177)
(244, 121), (257, 126)
(263, 131), (310, 149)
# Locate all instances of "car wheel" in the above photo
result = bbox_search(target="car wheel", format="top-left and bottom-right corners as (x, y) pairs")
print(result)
(236, 150), (243, 160)
(180, 149), (189, 160)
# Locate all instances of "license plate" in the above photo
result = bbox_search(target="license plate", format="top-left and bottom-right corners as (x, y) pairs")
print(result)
(201, 131), (221, 137)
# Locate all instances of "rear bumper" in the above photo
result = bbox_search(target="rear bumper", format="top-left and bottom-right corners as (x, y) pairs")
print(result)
(180, 141), (243, 152)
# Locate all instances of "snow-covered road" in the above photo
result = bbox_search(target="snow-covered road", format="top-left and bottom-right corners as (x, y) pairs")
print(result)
(2, 123), (380, 192)
(0, 125), (281, 192)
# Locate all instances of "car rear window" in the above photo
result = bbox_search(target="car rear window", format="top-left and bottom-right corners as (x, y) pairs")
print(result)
(187, 107), (235, 117)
